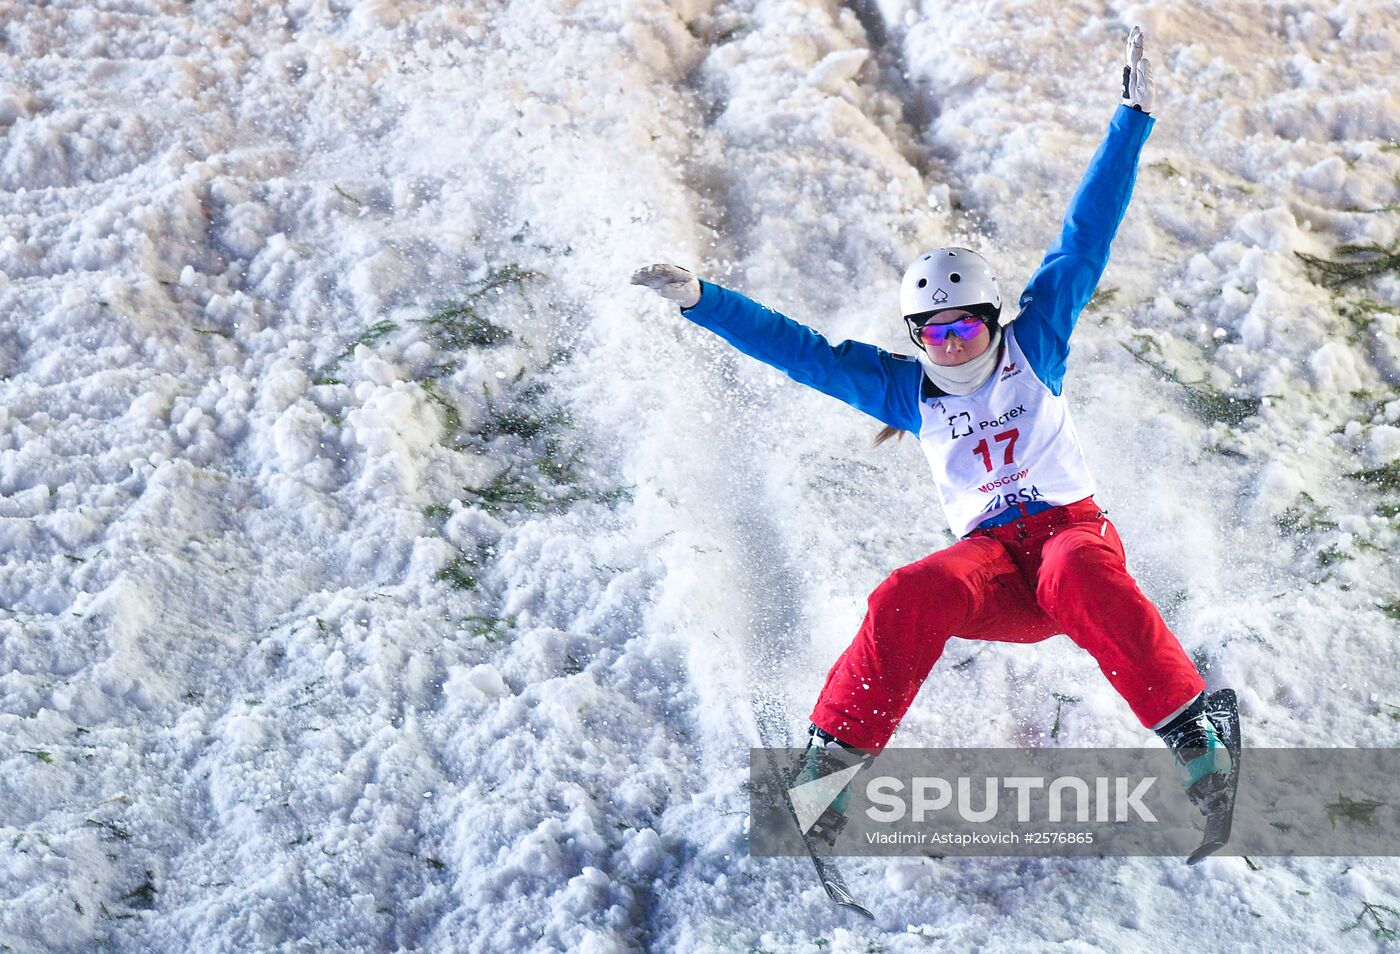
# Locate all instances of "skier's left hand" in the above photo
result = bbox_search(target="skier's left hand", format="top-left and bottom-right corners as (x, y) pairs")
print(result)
(1121, 26), (1155, 114)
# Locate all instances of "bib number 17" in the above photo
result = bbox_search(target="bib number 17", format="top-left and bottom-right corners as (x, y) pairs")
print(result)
(972, 428), (1019, 472)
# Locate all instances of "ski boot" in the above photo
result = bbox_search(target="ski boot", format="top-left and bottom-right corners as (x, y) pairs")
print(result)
(1156, 689), (1242, 862)
(792, 725), (869, 847)
(1156, 692), (1233, 814)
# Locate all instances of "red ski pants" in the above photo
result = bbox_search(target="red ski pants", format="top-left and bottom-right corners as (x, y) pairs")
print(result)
(809, 497), (1205, 751)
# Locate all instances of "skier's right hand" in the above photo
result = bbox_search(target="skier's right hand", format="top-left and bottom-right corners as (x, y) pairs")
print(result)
(630, 263), (702, 309)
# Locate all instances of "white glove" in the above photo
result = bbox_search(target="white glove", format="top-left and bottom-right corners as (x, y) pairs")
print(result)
(1121, 26), (1155, 114)
(630, 263), (702, 309)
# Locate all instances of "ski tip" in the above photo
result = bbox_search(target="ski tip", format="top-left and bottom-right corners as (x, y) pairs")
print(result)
(839, 901), (875, 920)
(822, 881), (874, 919)
(1187, 841), (1226, 865)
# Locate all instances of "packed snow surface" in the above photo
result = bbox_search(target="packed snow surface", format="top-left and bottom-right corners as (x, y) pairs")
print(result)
(1, 0), (1398, 950)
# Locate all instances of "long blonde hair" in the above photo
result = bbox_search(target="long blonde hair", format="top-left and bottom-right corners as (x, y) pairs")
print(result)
(873, 424), (906, 446)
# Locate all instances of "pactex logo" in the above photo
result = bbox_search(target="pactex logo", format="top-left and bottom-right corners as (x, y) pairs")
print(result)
(789, 758), (868, 836)
(947, 410), (973, 439)
(1000, 361), (1022, 381)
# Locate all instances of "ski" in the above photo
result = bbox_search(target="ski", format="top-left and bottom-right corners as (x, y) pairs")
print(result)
(757, 746), (873, 920)
(802, 837), (873, 920)
(1187, 688), (1242, 865)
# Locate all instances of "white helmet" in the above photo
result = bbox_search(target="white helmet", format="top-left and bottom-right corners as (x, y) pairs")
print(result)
(899, 247), (1003, 327)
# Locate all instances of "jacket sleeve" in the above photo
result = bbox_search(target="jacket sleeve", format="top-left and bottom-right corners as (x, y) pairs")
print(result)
(679, 281), (923, 433)
(1015, 104), (1155, 395)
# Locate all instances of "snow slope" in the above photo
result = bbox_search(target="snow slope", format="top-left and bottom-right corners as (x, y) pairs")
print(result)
(0, 0), (1397, 950)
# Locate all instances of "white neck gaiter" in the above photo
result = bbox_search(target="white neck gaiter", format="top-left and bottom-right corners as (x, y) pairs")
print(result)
(919, 329), (1004, 396)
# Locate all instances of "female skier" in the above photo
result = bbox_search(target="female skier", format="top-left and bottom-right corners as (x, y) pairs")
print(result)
(631, 28), (1234, 844)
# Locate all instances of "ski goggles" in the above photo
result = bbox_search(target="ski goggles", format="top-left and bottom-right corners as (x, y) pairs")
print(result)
(907, 314), (988, 348)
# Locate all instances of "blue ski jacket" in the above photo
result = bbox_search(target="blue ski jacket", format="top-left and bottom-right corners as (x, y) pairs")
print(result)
(678, 105), (1154, 434)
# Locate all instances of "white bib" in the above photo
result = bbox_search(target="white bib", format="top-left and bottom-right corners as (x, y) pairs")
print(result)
(915, 325), (1096, 537)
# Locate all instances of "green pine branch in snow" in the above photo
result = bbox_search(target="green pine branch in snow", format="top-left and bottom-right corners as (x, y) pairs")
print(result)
(461, 614), (517, 642)
(121, 873), (157, 911)
(419, 378), (465, 447)
(1085, 285), (1119, 312)
(461, 467), (579, 514)
(468, 379), (631, 514)
(1372, 498), (1394, 529)
(313, 319), (399, 385)
(83, 817), (131, 841)
(1049, 693), (1080, 742)
(417, 302), (513, 350)
(1342, 201), (1400, 215)
(332, 184), (363, 206)
(1122, 343), (1263, 426)
(1296, 241), (1400, 290)
(415, 264), (541, 350)
(312, 263), (539, 387)
(479, 382), (570, 441)
(1274, 492), (1339, 536)
(1326, 793), (1385, 829)
(1316, 544), (1352, 568)
(1336, 299), (1394, 344)
(1345, 461), (1400, 493)
(406, 263), (632, 608)
(435, 546), (487, 590)
(1343, 901), (1400, 941)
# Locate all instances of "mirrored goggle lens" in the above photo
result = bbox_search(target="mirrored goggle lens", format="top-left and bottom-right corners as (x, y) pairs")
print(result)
(916, 317), (985, 346)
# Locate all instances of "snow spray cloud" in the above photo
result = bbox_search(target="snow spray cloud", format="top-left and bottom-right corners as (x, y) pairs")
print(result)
(751, 747), (1400, 858)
